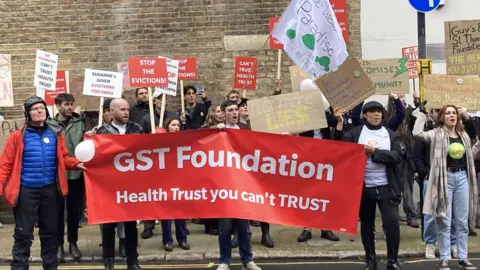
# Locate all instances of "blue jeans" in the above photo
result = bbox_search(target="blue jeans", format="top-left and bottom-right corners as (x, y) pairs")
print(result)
(437, 171), (470, 260)
(422, 180), (456, 245)
(161, 219), (187, 245)
(218, 218), (252, 265)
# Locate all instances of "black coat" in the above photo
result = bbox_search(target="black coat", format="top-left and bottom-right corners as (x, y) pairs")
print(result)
(129, 102), (149, 124)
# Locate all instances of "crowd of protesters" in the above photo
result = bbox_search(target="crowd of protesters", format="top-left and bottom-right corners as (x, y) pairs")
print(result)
(0, 80), (479, 270)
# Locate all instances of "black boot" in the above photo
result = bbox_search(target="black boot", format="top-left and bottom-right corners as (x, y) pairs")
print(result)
(386, 259), (401, 269)
(297, 229), (312, 242)
(118, 238), (126, 258)
(321, 230), (340, 241)
(364, 253), (377, 270)
(69, 242), (83, 261)
(57, 245), (65, 263)
(141, 228), (153, 239)
(261, 233), (274, 248)
(104, 258), (114, 270)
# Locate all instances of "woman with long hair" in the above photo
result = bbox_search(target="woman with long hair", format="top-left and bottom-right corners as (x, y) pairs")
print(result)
(202, 104), (223, 128)
(413, 103), (478, 270)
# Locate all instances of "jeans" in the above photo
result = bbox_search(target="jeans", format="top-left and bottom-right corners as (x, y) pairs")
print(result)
(161, 220), (187, 245)
(57, 178), (85, 245)
(437, 171), (470, 261)
(218, 218), (252, 265)
(422, 180), (457, 245)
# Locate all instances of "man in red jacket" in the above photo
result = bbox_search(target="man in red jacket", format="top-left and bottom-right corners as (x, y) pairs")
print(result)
(0, 96), (84, 270)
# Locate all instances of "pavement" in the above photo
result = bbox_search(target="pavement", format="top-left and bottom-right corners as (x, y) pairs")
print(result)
(0, 218), (479, 263)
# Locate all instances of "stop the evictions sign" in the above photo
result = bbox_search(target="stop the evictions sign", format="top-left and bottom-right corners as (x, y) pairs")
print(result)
(128, 57), (169, 87)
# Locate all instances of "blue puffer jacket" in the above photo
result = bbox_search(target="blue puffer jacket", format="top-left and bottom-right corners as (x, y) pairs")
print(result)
(21, 127), (58, 188)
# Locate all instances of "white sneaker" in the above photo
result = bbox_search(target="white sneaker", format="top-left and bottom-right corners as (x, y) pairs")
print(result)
(216, 264), (230, 270)
(425, 244), (436, 259)
(242, 262), (262, 270)
(451, 244), (458, 259)
(0, 222), (3, 228)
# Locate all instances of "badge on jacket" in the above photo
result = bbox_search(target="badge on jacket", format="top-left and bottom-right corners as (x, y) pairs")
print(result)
(43, 138), (50, 144)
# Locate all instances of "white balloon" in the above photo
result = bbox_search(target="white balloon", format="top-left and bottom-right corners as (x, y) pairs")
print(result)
(75, 140), (96, 162)
(299, 79), (318, 92)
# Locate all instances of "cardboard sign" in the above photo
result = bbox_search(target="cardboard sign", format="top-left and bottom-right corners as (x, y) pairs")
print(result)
(269, 17), (283, 50)
(290, 65), (312, 93)
(401, 46), (419, 79)
(361, 58), (410, 94)
(69, 76), (103, 111)
(248, 91), (327, 134)
(174, 57), (197, 80)
(83, 69), (123, 98)
(0, 118), (25, 153)
(330, 0), (348, 42)
(233, 57), (258, 90)
(117, 62), (130, 89)
(34, 49), (58, 89)
(424, 75), (480, 110)
(128, 57), (168, 87)
(316, 56), (375, 110)
(445, 20), (480, 76)
(155, 56), (179, 97)
(0, 55), (14, 107)
(45, 70), (69, 105)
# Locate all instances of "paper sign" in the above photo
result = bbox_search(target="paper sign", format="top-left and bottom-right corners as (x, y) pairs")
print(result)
(155, 56), (179, 96)
(174, 57), (197, 80)
(424, 75), (480, 110)
(401, 46), (419, 79)
(0, 55), (13, 107)
(269, 18), (283, 50)
(0, 118), (25, 153)
(128, 57), (168, 87)
(445, 20), (480, 76)
(83, 69), (123, 98)
(272, 0), (348, 79)
(34, 49), (58, 89)
(316, 56), (375, 110)
(361, 58), (410, 94)
(290, 65), (312, 93)
(69, 77), (101, 111)
(45, 70), (69, 105)
(233, 57), (258, 90)
(330, 0), (348, 42)
(248, 91), (327, 134)
(117, 62), (130, 89)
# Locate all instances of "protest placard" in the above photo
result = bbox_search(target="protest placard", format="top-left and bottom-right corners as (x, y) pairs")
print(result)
(269, 17), (283, 50)
(155, 57), (179, 96)
(361, 58), (409, 94)
(0, 55), (13, 107)
(34, 49), (58, 89)
(83, 69), (123, 98)
(290, 65), (312, 93)
(248, 91), (327, 134)
(423, 75), (480, 110)
(316, 56), (375, 110)
(272, 0), (348, 79)
(45, 70), (68, 105)
(117, 62), (130, 89)
(174, 57), (197, 80)
(128, 57), (168, 87)
(69, 76), (102, 111)
(445, 20), (480, 76)
(330, 0), (348, 42)
(234, 57), (258, 90)
(401, 46), (418, 79)
(0, 118), (25, 153)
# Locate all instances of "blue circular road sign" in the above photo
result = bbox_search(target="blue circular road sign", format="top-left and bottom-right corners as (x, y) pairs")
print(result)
(409, 0), (441, 13)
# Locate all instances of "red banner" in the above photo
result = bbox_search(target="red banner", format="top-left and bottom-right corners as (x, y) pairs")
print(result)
(402, 46), (419, 79)
(174, 57), (197, 80)
(330, 0), (348, 42)
(233, 57), (258, 90)
(45, 70), (68, 105)
(269, 18), (283, 50)
(127, 57), (168, 87)
(84, 129), (366, 234)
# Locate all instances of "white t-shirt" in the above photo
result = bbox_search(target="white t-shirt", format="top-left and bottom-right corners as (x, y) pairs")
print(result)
(112, 122), (127, 135)
(226, 123), (240, 129)
(358, 125), (390, 187)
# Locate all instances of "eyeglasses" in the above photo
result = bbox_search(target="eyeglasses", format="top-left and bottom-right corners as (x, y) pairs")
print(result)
(29, 106), (46, 112)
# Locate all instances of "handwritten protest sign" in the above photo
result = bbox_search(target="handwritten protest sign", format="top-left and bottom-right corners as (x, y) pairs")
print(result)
(248, 91), (327, 134)
(445, 20), (480, 76)
(174, 57), (197, 80)
(83, 69), (123, 98)
(272, 0), (348, 79)
(45, 70), (68, 105)
(361, 58), (409, 94)
(424, 75), (480, 110)
(290, 65), (312, 93)
(117, 62), (130, 89)
(269, 17), (283, 50)
(0, 118), (25, 153)
(69, 77), (102, 111)
(234, 57), (258, 90)
(34, 49), (58, 89)
(0, 55), (13, 107)
(128, 57), (168, 87)
(402, 46), (419, 79)
(316, 56), (375, 110)
(155, 56), (179, 96)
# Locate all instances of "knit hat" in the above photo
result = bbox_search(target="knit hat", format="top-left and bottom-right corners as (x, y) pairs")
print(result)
(24, 96), (49, 120)
(362, 101), (385, 114)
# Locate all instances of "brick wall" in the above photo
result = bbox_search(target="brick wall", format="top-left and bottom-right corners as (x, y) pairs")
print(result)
(0, 0), (361, 119)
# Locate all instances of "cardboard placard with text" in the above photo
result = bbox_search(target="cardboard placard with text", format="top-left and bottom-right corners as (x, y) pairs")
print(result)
(316, 56), (375, 110)
(424, 75), (480, 110)
(361, 58), (409, 94)
(445, 20), (480, 76)
(0, 54), (14, 107)
(0, 119), (25, 153)
(174, 57), (197, 80)
(234, 57), (258, 90)
(69, 77), (105, 111)
(248, 91), (327, 134)
(290, 65), (311, 93)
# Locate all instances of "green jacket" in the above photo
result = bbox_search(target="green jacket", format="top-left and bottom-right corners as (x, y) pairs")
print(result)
(48, 113), (85, 180)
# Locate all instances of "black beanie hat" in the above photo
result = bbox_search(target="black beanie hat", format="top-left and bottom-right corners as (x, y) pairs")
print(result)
(362, 101), (384, 114)
(24, 96), (49, 120)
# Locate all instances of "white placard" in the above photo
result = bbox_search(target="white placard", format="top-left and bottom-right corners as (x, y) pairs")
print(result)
(34, 49), (58, 89)
(0, 54), (14, 107)
(155, 56), (179, 96)
(83, 69), (123, 98)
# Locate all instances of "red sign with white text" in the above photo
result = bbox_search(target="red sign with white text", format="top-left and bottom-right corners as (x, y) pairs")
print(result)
(127, 57), (168, 87)
(269, 17), (283, 50)
(233, 57), (258, 90)
(45, 70), (68, 105)
(84, 129), (366, 234)
(402, 46), (419, 79)
(174, 57), (197, 80)
(330, 0), (348, 42)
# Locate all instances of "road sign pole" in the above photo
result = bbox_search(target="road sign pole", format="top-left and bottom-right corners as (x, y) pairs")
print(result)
(417, 11), (427, 102)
